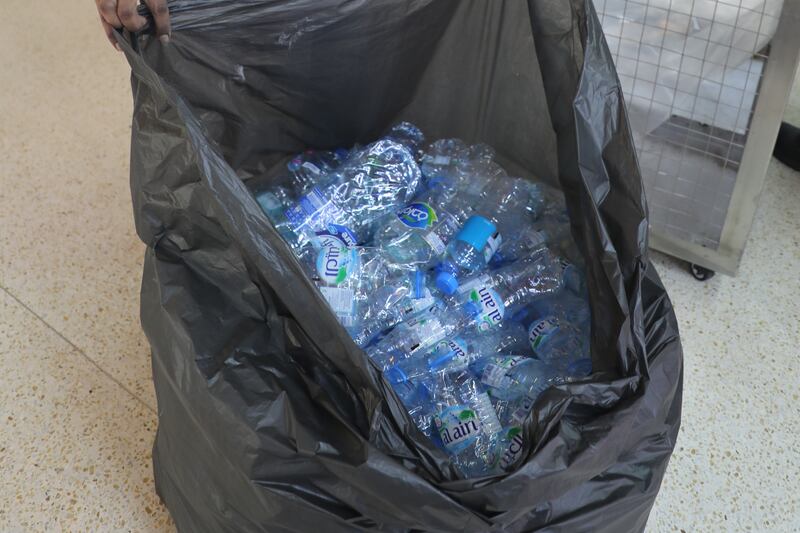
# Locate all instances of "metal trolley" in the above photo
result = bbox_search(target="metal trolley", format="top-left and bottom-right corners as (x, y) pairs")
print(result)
(595, 0), (800, 278)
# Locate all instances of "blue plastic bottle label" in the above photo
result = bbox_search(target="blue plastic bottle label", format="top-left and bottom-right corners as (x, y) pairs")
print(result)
(316, 245), (359, 286)
(284, 187), (328, 229)
(528, 316), (560, 352)
(483, 232), (502, 263)
(498, 427), (525, 471)
(314, 223), (358, 249)
(481, 356), (527, 389)
(510, 395), (536, 426)
(468, 286), (505, 331)
(433, 337), (470, 370)
(397, 202), (438, 229)
(434, 405), (482, 453)
(318, 286), (356, 327)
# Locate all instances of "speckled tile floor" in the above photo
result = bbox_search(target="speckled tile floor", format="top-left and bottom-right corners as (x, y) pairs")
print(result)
(0, 2), (798, 532)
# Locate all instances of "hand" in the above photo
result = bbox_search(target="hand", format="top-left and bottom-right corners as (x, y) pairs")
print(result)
(96, 0), (171, 50)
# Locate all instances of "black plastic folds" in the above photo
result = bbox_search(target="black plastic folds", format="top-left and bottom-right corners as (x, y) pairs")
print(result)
(122, 1), (683, 531)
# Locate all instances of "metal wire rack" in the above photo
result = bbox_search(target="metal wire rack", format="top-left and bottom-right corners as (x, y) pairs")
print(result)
(595, 0), (800, 275)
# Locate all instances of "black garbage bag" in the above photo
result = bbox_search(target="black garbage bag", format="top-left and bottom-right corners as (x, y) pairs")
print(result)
(121, 0), (683, 531)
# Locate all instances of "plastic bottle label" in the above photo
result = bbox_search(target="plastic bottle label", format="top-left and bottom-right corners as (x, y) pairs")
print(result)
(406, 317), (446, 351)
(468, 287), (505, 331)
(422, 230), (447, 256)
(285, 187), (328, 229)
(433, 337), (470, 370)
(409, 291), (437, 314)
(528, 316), (560, 352)
(481, 364), (514, 389)
(498, 427), (525, 470)
(397, 202), (438, 229)
(314, 223), (358, 249)
(457, 274), (491, 296)
(318, 286), (356, 326)
(480, 356), (527, 389)
(483, 232), (502, 263)
(434, 405), (482, 453)
(510, 395), (536, 426)
(316, 246), (359, 285)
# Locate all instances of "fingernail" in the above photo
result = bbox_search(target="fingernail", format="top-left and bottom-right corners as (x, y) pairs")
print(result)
(114, 42), (122, 52)
(159, 34), (170, 44)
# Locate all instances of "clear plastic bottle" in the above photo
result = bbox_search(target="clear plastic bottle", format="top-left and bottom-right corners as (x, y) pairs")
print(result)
(468, 355), (561, 401)
(435, 215), (499, 295)
(428, 369), (503, 478)
(313, 246), (396, 334)
(272, 127), (423, 251)
(449, 252), (565, 330)
(366, 302), (484, 370)
(387, 321), (528, 383)
(351, 269), (439, 348)
(519, 293), (592, 374)
(285, 148), (350, 194)
(384, 121), (427, 155)
(419, 138), (470, 181)
(389, 377), (435, 438)
(374, 183), (466, 269)
(558, 257), (587, 296)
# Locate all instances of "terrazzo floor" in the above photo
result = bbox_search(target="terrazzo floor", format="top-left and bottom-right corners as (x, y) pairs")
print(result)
(0, 1), (798, 532)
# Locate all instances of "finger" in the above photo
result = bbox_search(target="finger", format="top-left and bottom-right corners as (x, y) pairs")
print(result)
(96, 0), (122, 28)
(117, 0), (147, 32)
(144, 0), (171, 41)
(99, 15), (122, 51)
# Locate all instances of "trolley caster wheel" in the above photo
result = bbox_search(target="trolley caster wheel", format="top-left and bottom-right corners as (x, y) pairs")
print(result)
(689, 263), (715, 281)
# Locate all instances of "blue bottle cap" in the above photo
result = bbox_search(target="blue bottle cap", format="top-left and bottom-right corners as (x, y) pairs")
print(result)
(455, 215), (497, 252)
(436, 271), (459, 295)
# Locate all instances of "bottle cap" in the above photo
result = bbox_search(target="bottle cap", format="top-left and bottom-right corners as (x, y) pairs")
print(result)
(455, 215), (497, 252)
(436, 271), (459, 295)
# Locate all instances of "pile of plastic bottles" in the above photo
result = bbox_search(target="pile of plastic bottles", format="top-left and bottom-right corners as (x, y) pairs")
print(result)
(254, 123), (592, 478)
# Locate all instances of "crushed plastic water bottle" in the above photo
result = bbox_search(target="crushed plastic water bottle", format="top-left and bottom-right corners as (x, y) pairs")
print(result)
(366, 299), (492, 370)
(428, 369), (503, 477)
(469, 355), (560, 401)
(387, 322), (528, 383)
(313, 246), (397, 334)
(449, 252), (565, 330)
(285, 148), (350, 194)
(254, 124), (598, 479)
(374, 182), (466, 269)
(518, 292), (592, 376)
(389, 377), (435, 438)
(269, 127), (423, 252)
(351, 269), (439, 348)
(434, 215), (500, 295)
